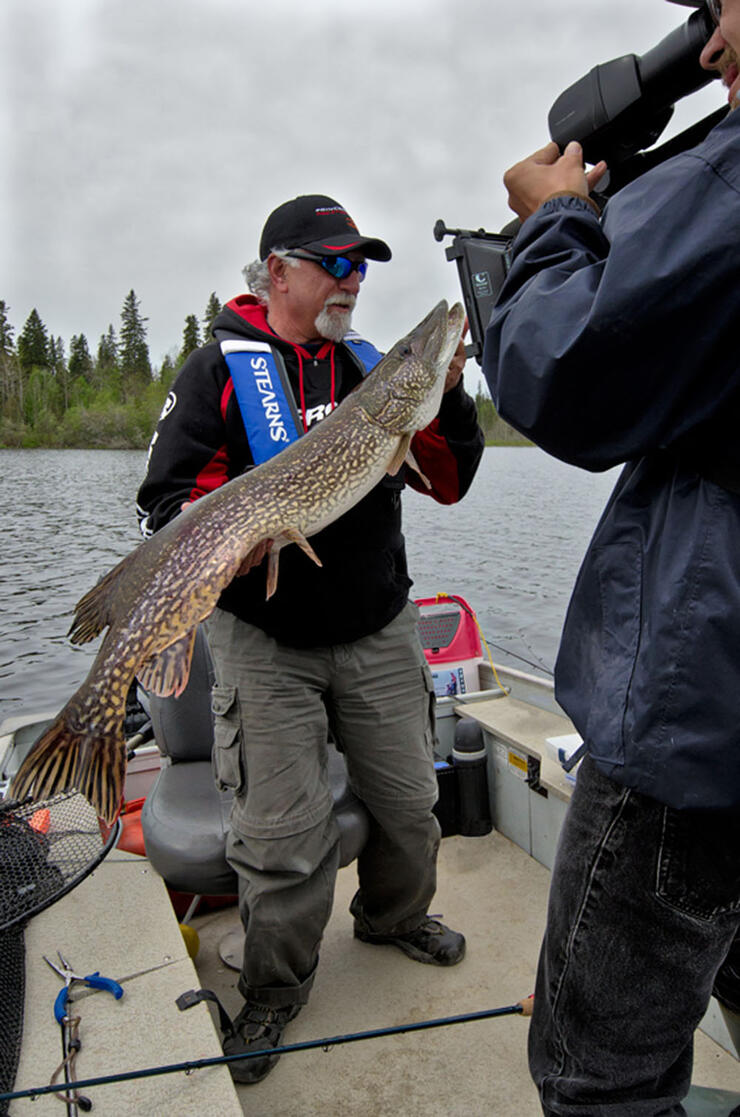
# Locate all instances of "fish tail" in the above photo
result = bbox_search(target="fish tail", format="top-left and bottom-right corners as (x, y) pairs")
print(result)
(10, 715), (126, 825)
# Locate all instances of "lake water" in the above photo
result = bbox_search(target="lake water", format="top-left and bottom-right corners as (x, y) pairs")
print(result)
(0, 447), (619, 720)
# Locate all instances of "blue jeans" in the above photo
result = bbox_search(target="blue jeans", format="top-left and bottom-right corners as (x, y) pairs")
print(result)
(529, 754), (740, 1116)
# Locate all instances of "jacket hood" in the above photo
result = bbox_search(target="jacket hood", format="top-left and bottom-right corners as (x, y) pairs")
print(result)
(213, 294), (275, 342)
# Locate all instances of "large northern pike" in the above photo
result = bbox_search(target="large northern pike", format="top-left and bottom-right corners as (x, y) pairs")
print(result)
(12, 300), (465, 822)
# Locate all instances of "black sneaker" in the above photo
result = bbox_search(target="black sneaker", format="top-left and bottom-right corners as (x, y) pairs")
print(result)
(354, 915), (466, 966)
(222, 1001), (301, 1084)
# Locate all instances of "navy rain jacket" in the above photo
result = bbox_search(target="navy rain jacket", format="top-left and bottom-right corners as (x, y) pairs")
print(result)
(484, 109), (740, 809)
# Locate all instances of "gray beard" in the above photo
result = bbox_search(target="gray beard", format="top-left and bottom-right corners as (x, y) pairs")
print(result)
(315, 301), (354, 342)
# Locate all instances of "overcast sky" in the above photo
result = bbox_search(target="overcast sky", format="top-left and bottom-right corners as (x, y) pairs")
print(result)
(1, 0), (725, 383)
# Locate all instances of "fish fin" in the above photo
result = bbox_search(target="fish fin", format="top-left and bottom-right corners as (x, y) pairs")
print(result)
(68, 563), (125, 644)
(235, 538), (273, 578)
(266, 548), (280, 599)
(386, 433), (412, 477)
(264, 529), (321, 600)
(136, 628), (197, 698)
(404, 446), (432, 489)
(282, 527), (322, 567)
(11, 718), (126, 825)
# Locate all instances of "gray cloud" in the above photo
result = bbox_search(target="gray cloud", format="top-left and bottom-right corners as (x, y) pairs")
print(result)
(2, 0), (724, 376)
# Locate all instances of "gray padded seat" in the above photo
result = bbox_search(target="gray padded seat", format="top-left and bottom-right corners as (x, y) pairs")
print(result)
(141, 627), (369, 896)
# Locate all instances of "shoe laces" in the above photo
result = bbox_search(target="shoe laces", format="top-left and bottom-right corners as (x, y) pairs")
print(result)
(234, 1003), (293, 1044)
(402, 917), (446, 945)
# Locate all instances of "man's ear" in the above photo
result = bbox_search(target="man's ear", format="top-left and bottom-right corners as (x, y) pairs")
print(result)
(267, 253), (290, 292)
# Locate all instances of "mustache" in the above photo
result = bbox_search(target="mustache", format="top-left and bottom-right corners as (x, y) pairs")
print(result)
(324, 293), (357, 311)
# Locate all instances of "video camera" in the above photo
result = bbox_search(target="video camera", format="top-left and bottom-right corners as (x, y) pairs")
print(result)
(437, 2), (723, 363)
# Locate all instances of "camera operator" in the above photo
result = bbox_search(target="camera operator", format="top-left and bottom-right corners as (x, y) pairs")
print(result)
(483, 2), (740, 1113)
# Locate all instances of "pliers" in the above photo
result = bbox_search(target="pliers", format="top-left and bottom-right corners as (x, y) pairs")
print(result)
(44, 951), (124, 1023)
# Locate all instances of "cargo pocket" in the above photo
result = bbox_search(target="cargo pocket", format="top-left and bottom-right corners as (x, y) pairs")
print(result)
(656, 806), (740, 921)
(211, 684), (245, 794)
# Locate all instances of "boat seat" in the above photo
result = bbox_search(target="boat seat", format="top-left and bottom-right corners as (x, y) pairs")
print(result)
(141, 626), (370, 898)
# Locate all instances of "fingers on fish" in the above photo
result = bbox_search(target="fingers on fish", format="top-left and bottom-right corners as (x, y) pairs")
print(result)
(11, 721), (125, 825)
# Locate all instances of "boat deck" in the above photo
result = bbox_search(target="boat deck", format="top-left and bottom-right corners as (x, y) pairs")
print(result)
(192, 829), (740, 1116)
(194, 828), (547, 1116)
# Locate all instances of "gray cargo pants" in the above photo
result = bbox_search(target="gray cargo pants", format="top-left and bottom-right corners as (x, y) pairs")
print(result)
(204, 601), (441, 1008)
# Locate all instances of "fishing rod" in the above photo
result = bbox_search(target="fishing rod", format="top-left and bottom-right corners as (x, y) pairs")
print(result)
(0, 998), (533, 1104)
(483, 637), (554, 679)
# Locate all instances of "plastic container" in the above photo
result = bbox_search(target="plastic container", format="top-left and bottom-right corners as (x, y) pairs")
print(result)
(452, 719), (492, 837)
(415, 595), (483, 697)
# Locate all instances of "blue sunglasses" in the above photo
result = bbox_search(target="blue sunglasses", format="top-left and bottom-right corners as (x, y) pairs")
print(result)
(286, 250), (368, 282)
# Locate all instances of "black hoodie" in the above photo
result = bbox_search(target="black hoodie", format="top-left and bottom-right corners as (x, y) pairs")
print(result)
(136, 295), (484, 647)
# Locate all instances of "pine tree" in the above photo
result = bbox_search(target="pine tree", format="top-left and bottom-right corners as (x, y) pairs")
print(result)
(203, 292), (222, 340)
(95, 324), (120, 397)
(69, 334), (94, 382)
(159, 353), (177, 390)
(97, 325), (118, 370)
(50, 335), (70, 411)
(0, 300), (14, 356)
(178, 314), (201, 366)
(50, 336), (66, 372)
(0, 301), (19, 420)
(119, 289), (151, 397)
(17, 308), (51, 372)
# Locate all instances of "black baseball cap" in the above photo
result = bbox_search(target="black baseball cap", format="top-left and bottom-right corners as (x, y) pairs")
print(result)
(259, 194), (392, 262)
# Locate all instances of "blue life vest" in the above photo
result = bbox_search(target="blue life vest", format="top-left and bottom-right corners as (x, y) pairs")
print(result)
(219, 333), (383, 465)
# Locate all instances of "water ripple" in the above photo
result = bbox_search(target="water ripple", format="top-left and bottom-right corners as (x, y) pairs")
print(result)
(0, 446), (618, 718)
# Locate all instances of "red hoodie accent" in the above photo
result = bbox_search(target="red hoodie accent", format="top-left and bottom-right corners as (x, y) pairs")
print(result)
(409, 420), (460, 504)
(189, 444), (230, 503)
(225, 294), (275, 334)
(185, 382), (235, 504)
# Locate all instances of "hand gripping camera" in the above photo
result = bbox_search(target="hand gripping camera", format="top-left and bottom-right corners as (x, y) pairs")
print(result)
(437, 1), (721, 363)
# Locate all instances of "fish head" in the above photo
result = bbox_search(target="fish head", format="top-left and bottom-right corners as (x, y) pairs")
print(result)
(362, 300), (465, 435)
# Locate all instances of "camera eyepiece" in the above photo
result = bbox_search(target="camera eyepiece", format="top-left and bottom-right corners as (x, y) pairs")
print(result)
(548, 5), (716, 167)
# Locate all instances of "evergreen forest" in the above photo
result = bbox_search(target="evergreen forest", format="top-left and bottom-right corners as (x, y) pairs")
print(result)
(0, 292), (522, 449)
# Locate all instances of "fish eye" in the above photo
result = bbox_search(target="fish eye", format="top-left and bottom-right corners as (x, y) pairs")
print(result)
(398, 342), (412, 358)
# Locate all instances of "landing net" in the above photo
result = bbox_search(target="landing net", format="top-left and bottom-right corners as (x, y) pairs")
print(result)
(0, 792), (120, 1110)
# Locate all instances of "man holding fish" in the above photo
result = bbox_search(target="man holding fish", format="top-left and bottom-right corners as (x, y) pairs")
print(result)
(136, 194), (484, 1083)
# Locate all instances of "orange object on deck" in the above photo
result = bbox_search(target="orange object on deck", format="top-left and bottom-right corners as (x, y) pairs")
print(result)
(116, 797), (147, 857)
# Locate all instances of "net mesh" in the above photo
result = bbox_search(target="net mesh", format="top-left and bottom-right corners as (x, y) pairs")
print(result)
(0, 792), (118, 933)
(0, 924), (25, 1115)
(0, 793), (121, 1106)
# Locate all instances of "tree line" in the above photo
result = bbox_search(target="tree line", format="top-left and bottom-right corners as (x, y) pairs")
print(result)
(0, 290), (222, 448)
(0, 291), (522, 449)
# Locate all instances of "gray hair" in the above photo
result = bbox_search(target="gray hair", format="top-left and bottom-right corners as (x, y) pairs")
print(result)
(242, 248), (298, 304)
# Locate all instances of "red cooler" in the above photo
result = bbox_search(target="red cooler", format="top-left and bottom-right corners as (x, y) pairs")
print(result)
(415, 595), (483, 698)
